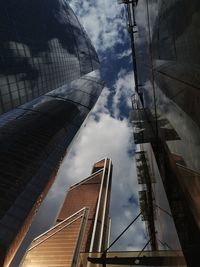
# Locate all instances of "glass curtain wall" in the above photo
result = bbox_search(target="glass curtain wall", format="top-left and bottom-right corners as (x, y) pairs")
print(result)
(0, 1), (103, 266)
(0, 0), (99, 114)
(133, 0), (200, 265)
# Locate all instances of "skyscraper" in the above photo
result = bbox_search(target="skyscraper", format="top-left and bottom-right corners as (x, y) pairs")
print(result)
(121, 0), (200, 266)
(0, 1), (104, 266)
(20, 158), (112, 267)
(0, 0), (100, 114)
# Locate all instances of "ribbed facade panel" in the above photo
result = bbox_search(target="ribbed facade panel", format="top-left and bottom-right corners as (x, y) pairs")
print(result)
(21, 209), (88, 267)
(20, 159), (112, 266)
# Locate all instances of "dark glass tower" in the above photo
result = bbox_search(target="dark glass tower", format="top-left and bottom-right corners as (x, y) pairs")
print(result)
(0, 0), (99, 114)
(123, 0), (200, 266)
(0, 1), (104, 266)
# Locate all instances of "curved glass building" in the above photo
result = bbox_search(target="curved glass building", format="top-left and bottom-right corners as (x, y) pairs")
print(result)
(0, 0), (99, 114)
(0, 1), (104, 266)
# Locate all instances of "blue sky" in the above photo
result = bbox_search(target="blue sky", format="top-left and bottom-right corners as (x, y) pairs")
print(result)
(11, 1), (148, 265)
(64, 0), (147, 250)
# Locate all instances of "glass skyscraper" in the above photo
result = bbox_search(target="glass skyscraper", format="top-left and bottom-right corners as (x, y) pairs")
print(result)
(0, 0), (99, 114)
(121, 0), (200, 266)
(20, 159), (112, 267)
(0, 1), (104, 266)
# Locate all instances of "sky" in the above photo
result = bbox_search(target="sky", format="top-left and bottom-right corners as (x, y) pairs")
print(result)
(11, 1), (147, 265)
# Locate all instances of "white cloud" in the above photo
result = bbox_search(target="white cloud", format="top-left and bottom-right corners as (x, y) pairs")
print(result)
(68, 0), (128, 53)
(112, 69), (135, 118)
(27, 81), (146, 252)
(117, 48), (132, 59)
(92, 86), (110, 115)
(47, 114), (146, 251)
(19, 83), (146, 256)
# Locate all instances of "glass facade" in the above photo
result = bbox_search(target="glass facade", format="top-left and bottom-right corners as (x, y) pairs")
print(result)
(0, 0), (99, 114)
(0, 1), (103, 266)
(128, 0), (200, 266)
(20, 159), (112, 267)
(135, 144), (181, 251)
(0, 72), (104, 267)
